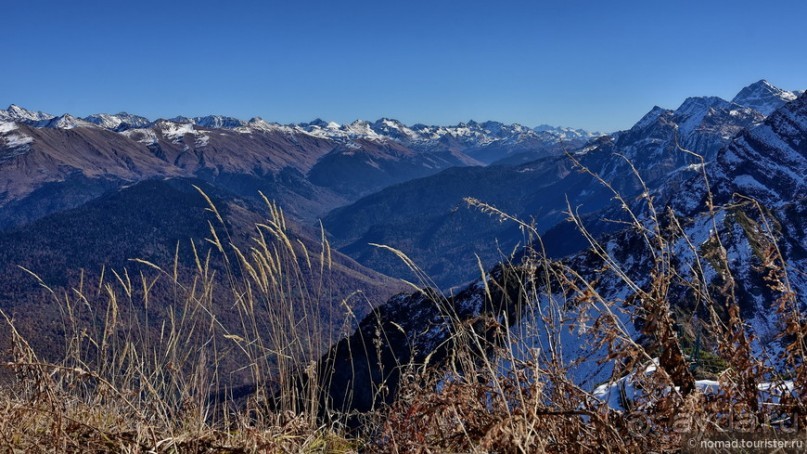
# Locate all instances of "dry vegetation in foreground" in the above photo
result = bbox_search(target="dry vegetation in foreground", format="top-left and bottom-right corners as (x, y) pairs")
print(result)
(0, 164), (805, 452)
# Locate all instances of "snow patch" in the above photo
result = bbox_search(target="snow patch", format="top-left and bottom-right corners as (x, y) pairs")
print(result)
(3, 134), (33, 148)
(122, 128), (158, 145)
(195, 134), (210, 147)
(0, 122), (17, 134)
(593, 360), (797, 411)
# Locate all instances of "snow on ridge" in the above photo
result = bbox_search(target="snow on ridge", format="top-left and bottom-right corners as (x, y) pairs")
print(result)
(84, 113), (123, 129)
(121, 128), (158, 145)
(0, 121), (34, 148)
(241, 117), (298, 134)
(156, 120), (217, 147)
(0, 104), (601, 151)
(4, 134), (34, 147)
(83, 112), (151, 130)
(44, 114), (95, 130)
(195, 134), (210, 147)
(0, 122), (17, 134)
(158, 121), (195, 139)
(0, 122), (34, 148)
(732, 80), (801, 116)
(674, 97), (734, 138)
(192, 115), (246, 129)
(631, 107), (669, 131)
(1, 104), (54, 123)
(534, 123), (603, 140)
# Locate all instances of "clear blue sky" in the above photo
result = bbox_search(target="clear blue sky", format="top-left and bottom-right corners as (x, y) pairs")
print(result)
(3, 0), (806, 132)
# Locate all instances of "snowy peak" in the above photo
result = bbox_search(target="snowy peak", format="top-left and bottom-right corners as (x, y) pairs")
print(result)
(631, 106), (671, 131)
(296, 117), (599, 153)
(153, 119), (196, 140)
(303, 118), (331, 128)
(0, 104), (55, 123)
(239, 117), (297, 135)
(674, 96), (733, 137)
(370, 118), (419, 141)
(298, 119), (344, 139)
(246, 117), (279, 130)
(83, 112), (151, 130)
(0, 104), (599, 162)
(670, 96), (762, 142)
(534, 124), (603, 141)
(732, 79), (800, 116)
(83, 113), (125, 130)
(42, 114), (94, 130)
(344, 119), (382, 139)
(190, 115), (246, 129)
(675, 96), (732, 117)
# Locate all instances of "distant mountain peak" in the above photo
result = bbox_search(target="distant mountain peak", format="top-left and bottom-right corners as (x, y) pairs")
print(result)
(675, 96), (731, 116)
(191, 115), (246, 129)
(83, 112), (151, 130)
(732, 79), (799, 115)
(534, 123), (603, 139)
(1, 104), (55, 123)
(169, 115), (194, 124)
(373, 117), (406, 128)
(632, 106), (670, 130)
(305, 118), (330, 128)
(44, 114), (94, 130)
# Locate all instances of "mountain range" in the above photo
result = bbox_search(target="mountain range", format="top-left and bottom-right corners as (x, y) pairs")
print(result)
(0, 79), (804, 396)
(323, 80), (797, 288)
(0, 105), (598, 230)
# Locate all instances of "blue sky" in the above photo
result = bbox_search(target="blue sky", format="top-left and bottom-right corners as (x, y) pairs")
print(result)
(4, 0), (806, 131)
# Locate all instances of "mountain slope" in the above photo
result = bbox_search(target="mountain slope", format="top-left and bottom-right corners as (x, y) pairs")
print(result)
(299, 92), (807, 419)
(716, 92), (807, 205)
(308, 138), (482, 199)
(732, 79), (800, 115)
(0, 177), (405, 371)
(323, 88), (769, 288)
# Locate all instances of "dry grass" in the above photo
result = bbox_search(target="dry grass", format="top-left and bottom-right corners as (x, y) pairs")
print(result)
(0, 192), (362, 452)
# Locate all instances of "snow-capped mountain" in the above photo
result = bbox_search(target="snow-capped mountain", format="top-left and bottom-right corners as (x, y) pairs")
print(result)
(0, 103), (604, 230)
(320, 82), (794, 288)
(83, 112), (151, 130)
(293, 117), (592, 163)
(1, 100), (602, 170)
(0, 104), (55, 123)
(534, 124), (602, 141)
(184, 115), (247, 129)
(587, 94), (763, 187)
(42, 114), (96, 130)
(717, 92), (807, 206)
(385, 120), (597, 163)
(732, 79), (801, 116)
